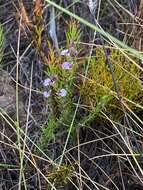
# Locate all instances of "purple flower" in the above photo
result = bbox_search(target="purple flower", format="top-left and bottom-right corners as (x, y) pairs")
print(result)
(43, 78), (51, 87)
(60, 49), (70, 56)
(58, 88), (67, 97)
(43, 91), (50, 98)
(62, 61), (72, 70)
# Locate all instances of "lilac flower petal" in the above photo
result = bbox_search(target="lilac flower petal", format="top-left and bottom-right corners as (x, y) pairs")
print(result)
(58, 88), (67, 97)
(62, 61), (72, 70)
(43, 91), (50, 98)
(60, 49), (70, 56)
(43, 78), (51, 87)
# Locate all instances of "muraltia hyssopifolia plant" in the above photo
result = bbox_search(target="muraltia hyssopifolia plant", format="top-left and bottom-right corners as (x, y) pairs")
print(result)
(40, 20), (82, 144)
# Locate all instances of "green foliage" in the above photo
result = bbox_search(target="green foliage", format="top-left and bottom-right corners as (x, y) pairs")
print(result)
(82, 46), (143, 117)
(79, 95), (113, 127)
(34, 25), (44, 48)
(0, 25), (4, 64)
(47, 164), (73, 188)
(66, 19), (81, 48)
(42, 116), (56, 141)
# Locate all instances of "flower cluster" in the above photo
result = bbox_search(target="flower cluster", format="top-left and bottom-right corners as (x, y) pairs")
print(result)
(43, 78), (52, 87)
(62, 61), (72, 70)
(43, 77), (67, 98)
(43, 48), (74, 98)
(60, 49), (70, 56)
(57, 88), (67, 97)
(43, 91), (51, 98)
(60, 49), (73, 70)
